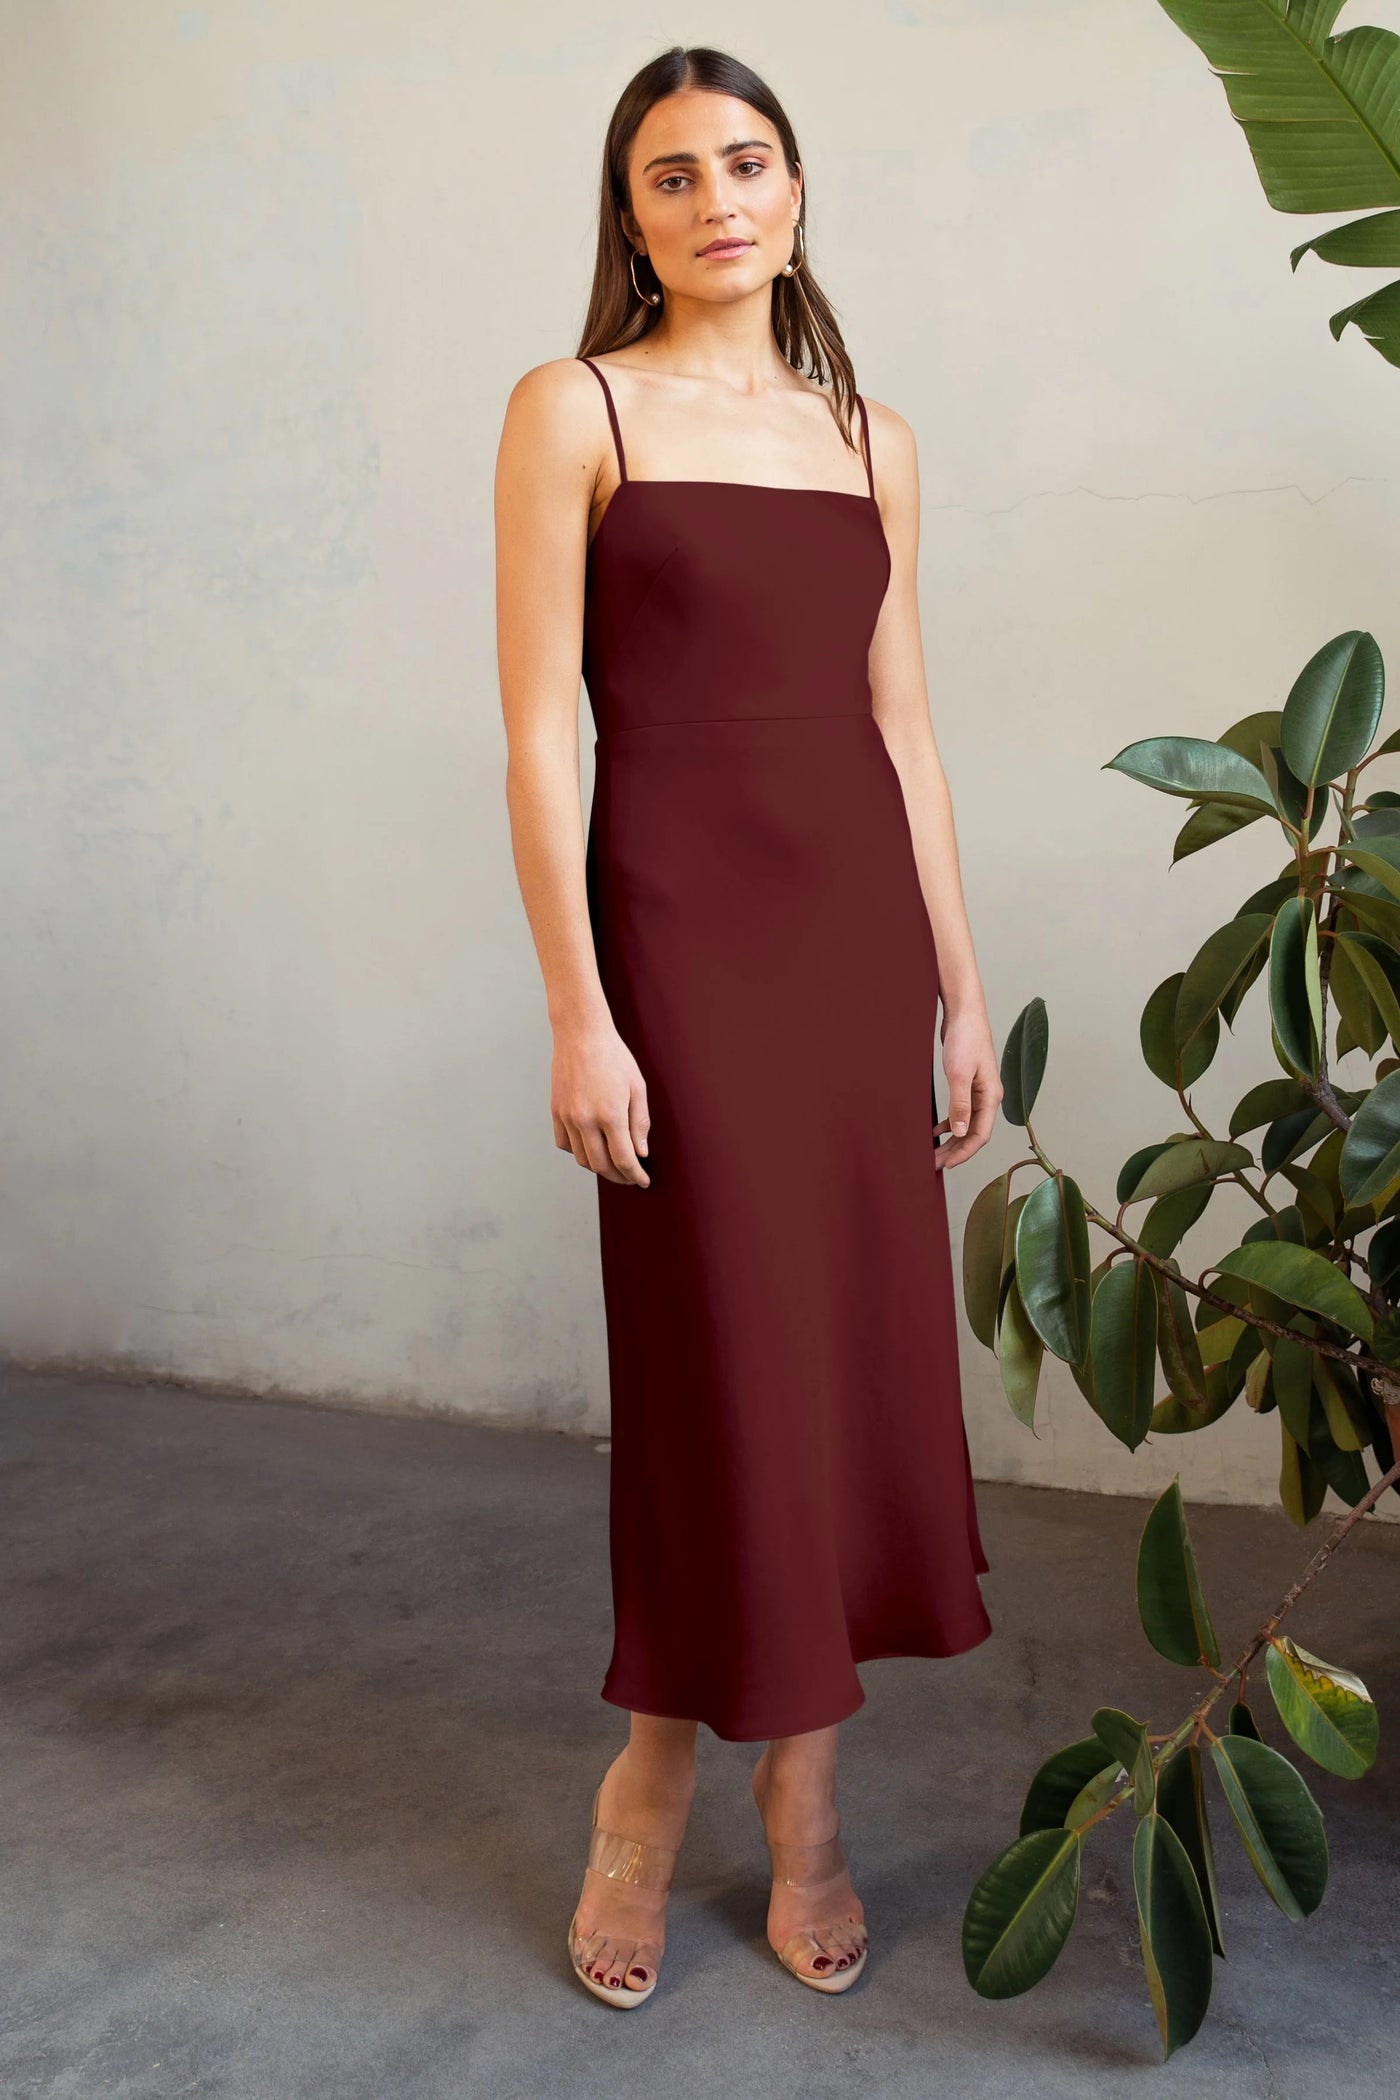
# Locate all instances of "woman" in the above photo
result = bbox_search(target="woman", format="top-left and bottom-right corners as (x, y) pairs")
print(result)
(495, 45), (1001, 2008)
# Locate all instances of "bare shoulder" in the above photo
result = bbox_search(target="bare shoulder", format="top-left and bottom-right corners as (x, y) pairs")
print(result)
(496, 356), (619, 521)
(858, 394), (916, 473)
(503, 354), (606, 438)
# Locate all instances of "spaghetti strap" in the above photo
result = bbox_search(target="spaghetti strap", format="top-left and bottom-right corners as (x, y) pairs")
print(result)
(579, 357), (629, 483)
(854, 394), (875, 500)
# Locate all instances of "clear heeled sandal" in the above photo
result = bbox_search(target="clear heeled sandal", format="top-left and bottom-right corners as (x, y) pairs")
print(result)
(566, 1780), (680, 2009)
(764, 1825), (869, 1991)
(754, 1753), (869, 1993)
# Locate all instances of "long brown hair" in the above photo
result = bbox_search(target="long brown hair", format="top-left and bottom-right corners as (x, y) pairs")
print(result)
(576, 46), (862, 453)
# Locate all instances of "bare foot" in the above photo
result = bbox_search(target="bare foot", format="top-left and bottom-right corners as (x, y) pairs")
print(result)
(570, 1743), (695, 1994)
(752, 1744), (867, 1981)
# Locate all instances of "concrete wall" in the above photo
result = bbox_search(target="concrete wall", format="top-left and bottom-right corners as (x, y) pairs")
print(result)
(4, 0), (1399, 1519)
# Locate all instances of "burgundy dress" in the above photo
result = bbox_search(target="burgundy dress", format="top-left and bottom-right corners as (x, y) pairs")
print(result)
(578, 355), (991, 1741)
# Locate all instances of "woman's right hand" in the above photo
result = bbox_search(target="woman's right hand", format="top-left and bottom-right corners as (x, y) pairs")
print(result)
(551, 1019), (651, 1187)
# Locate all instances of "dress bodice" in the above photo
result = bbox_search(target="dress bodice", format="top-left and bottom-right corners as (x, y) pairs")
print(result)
(575, 358), (890, 737)
(582, 479), (890, 735)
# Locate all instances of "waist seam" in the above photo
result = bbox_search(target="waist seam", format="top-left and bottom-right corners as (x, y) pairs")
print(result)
(595, 709), (874, 737)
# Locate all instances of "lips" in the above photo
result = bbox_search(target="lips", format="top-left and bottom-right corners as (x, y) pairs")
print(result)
(699, 239), (753, 257)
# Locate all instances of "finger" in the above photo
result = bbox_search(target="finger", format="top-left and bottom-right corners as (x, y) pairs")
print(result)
(630, 1089), (650, 1162)
(563, 1119), (593, 1171)
(552, 1111), (573, 1152)
(603, 1114), (650, 1188)
(943, 1087), (973, 1141)
(578, 1119), (629, 1184)
(970, 1094), (1001, 1143)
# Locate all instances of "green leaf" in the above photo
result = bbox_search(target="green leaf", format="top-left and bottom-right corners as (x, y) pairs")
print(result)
(964, 1172), (1016, 1350)
(1271, 1335), (1316, 1447)
(1178, 914), (1274, 1053)
(1015, 1173), (1094, 1368)
(1280, 1421), (1328, 1528)
(1214, 1241), (1374, 1343)
(1117, 1141), (1173, 1204)
(1326, 932), (1386, 1058)
(1305, 1392), (1372, 1507)
(1208, 1735), (1329, 1922)
(1158, 1743), (1226, 1959)
(1293, 208), (1400, 269)
(1338, 834), (1400, 907)
(1019, 1737), (1120, 1837)
(1230, 1077), (1316, 1137)
(1335, 931), (1400, 1048)
(997, 1271), (1043, 1430)
(1152, 1265), (1210, 1413)
(1133, 1809), (1214, 2060)
(1196, 1310), (1245, 1362)
(1280, 632), (1386, 787)
(1245, 1345), (1275, 1414)
(1265, 1636), (1379, 1780)
(1150, 1358), (1241, 1435)
(1328, 279), (1400, 365)
(1151, 0), (1400, 364)
(1000, 999), (1048, 1127)
(1137, 1477), (1222, 1669)
(1137, 1181), (1215, 1259)
(1268, 896), (1322, 1082)
(1339, 1068), (1400, 1207)
(1332, 883), (1400, 950)
(1172, 799), (1261, 862)
(1123, 1137), (1253, 1202)
(1313, 1355), (1368, 1452)
(1089, 1259), (1158, 1452)
(1230, 1700), (1263, 1741)
(1092, 1707), (1156, 1817)
(1141, 973), (1218, 1090)
(961, 1827), (1082, 1998)
(1064, 1761), (1127, 1831)
(1104, 735), (1276, 811)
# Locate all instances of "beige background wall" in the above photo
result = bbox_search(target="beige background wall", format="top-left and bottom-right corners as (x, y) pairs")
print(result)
(4, 0), (1400, 1519)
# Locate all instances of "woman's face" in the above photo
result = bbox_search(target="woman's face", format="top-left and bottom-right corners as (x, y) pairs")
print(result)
(621, 90), (801, 304)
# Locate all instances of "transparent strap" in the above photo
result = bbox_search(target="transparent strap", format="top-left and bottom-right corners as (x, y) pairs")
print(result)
(767, 1825), (866, 1973)
(586, 1823), (678, 1890)
(766, 1829), (846, 1888)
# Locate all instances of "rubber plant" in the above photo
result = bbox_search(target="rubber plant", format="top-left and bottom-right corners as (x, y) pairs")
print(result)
(955, 1), (1400, 2057)
(959, 644), (1400, 2056)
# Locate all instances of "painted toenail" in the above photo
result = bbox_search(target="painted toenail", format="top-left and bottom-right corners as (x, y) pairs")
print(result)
(813, 1956), (831, 1970)
(629, 1967), (647, 1981)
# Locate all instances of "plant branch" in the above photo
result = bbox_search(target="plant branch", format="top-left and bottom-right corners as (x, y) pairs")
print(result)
(1076, 1450), (1400, 1834)
(1019, 1125), (1385, 1379)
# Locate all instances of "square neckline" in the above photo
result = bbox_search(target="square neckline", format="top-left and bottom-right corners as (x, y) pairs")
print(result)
(586, 476), (880, 558)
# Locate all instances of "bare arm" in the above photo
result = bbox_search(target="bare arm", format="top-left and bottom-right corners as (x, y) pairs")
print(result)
(494, 358), (650, 1188)
(863, 400), (1002, 1169)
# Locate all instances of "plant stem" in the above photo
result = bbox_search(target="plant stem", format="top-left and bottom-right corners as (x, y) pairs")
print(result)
(1076, 1451), (1400, 1833)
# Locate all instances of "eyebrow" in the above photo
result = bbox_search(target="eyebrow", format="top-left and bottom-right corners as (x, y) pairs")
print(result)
(639, 137), (775, 174)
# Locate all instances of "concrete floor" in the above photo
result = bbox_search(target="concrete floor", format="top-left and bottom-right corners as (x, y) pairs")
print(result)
(1, 1367), (1396, 2100)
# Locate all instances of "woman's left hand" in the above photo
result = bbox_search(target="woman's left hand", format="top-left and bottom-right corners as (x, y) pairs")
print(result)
(934, 1005), (1004, 1169)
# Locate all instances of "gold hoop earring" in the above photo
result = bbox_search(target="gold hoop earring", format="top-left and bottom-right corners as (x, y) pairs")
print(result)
(780, 221), (805, 277)
(629, 247), (662, 306)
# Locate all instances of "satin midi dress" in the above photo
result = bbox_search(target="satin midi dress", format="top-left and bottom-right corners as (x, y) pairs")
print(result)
(578, 356), (992, 1742)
